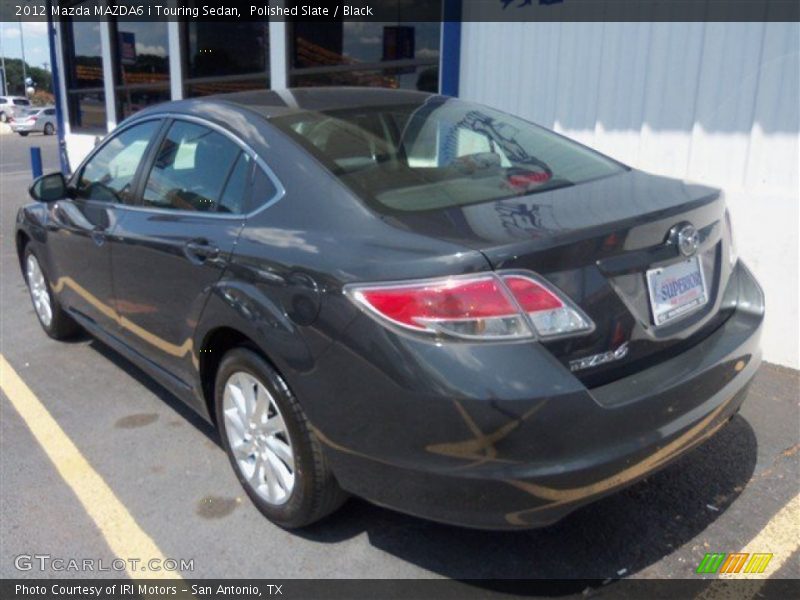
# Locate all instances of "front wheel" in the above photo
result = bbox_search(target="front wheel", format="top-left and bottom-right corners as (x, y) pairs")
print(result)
(215, 348), (347, 528)
(24, 246), (80, 339)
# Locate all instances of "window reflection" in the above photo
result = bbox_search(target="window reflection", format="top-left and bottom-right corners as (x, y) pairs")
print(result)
(292, 23), (440, 68)
(67, 92), (107, 132)
(183, 20), (270, 98)
(292, 65), (438, 92)
(116, 88), (172, 120)
(113, 12), (171, 119)
(290, 20), (440, 92)
(67, 21), (104, 89)
(63, 11), (106, 132)
(114, 20), (170, 86)
(185, 76), (270, 98)
(186, 22), (269, 78)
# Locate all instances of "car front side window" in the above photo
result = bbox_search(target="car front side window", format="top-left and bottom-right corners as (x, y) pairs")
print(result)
(76, 120), (161, 204)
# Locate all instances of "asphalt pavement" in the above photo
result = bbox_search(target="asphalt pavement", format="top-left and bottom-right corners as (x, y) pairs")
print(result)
(0, 132), (798, 585)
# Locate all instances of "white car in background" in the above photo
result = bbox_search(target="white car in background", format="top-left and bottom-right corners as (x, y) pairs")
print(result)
(10, 107), (57, 136)
(0, 96), (32, 122)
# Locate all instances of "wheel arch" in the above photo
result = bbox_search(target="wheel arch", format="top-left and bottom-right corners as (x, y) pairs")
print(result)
(197, 325), (284, 427)
(192, 279), (318, 426)
(16, 229), (31, 275)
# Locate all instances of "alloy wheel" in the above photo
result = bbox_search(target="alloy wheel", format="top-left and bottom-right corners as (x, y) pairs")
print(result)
(26, 254), (53, 327)
(222, 371), (296, 505)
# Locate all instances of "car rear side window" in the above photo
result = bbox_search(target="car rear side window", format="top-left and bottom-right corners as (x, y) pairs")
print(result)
(76, 119), (161, 204)
(142, 120), (241, 212)
(249, 165), (278, 212)
(218, 152), (252, 214)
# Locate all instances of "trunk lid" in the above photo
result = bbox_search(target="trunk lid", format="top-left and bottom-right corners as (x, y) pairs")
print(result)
(384, 169), (736, 386)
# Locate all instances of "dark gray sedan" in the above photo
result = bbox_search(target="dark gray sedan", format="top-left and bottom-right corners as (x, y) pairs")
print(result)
(15, 88), (763, 529)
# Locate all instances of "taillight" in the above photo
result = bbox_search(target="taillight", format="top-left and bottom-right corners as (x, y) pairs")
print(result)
(346, 271), (594, 341)
(501, 275), (593, 338)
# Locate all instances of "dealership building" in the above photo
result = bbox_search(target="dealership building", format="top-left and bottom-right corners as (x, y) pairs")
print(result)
(46, 2), (799, 368)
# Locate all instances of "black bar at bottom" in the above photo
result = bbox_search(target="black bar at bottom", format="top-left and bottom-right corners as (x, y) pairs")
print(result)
(2, 578), (799, 600)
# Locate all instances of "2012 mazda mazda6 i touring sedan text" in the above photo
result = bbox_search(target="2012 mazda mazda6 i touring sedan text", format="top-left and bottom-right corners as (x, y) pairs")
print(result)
(16, 88), (764, 530)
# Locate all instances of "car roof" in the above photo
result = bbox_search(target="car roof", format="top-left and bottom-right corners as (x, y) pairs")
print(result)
(157, 87), (437, 121)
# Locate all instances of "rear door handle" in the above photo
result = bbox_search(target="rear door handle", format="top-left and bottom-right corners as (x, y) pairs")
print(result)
(184, 240), (221, 263)
(91, 226), (107, 247)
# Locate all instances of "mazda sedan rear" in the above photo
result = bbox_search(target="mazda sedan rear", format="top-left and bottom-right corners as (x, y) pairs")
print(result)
(16, 88), (763, 529)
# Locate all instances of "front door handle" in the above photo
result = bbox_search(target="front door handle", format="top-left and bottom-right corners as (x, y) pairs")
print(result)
(184, 240), (221, 263)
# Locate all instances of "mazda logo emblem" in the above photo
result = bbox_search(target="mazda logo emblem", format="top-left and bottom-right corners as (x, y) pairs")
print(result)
(677, 224), (699, 257)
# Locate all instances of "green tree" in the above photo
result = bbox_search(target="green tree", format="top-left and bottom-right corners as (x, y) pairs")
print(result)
(1, 57), (53, 95)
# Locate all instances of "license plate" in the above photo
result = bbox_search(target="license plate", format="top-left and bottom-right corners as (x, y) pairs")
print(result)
(646, 256), (708, 326)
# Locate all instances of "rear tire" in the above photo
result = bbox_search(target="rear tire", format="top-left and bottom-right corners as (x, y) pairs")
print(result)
(44, 123), (54, 135)
(19, 132), (29, 137)
(215, 348), (347, 528)
(23, 246), (81, 340)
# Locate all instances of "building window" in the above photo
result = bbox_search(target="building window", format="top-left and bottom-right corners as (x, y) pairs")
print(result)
(112, 14), (171, 120)
(183, 21), (270, 97)
(62, 18), (106, 132)
(290, 17), (441, 92)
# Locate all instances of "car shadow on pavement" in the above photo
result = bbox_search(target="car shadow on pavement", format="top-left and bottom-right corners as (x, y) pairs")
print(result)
(87, 339), (218, 443)
(296, 415), (757, 584)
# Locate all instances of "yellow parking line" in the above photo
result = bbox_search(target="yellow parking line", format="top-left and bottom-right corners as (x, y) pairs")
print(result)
(696, 492), (800, 600)
(723, 492), (800, 579)
(0, 354), (181, 580)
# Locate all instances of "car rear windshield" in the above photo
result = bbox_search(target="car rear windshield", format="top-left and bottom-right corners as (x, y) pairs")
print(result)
(270, 97), (626, 212)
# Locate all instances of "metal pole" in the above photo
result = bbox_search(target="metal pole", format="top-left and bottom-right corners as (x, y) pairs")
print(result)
(30, 147), (43, 179)
(46, 1), (71, 174)
(19, 20), (28, 94)
(0, 25), (8, 96)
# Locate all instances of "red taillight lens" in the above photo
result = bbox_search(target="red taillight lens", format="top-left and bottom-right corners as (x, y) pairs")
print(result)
(501, 274), (593, 338)
(502, 275), (563, 312)
(348, 276), (530, 340)
(347, 272), (594, 341)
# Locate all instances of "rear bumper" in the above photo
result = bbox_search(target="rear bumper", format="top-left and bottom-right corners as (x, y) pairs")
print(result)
(10, 123), (39, 132)
(307, 261), (764, 529)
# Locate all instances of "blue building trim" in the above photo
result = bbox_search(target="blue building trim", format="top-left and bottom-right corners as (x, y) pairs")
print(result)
(46, 0), (70, 174)
(440, 0), (462, 97)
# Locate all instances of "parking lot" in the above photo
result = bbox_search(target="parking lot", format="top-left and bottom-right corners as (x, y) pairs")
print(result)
(0, 133), (798, 586)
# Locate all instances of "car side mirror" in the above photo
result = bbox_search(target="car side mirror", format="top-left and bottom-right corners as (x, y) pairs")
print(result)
(29, 172), (67, 203)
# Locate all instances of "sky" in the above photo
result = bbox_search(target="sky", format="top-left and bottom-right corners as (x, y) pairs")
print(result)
(0, 21), (51, 70)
